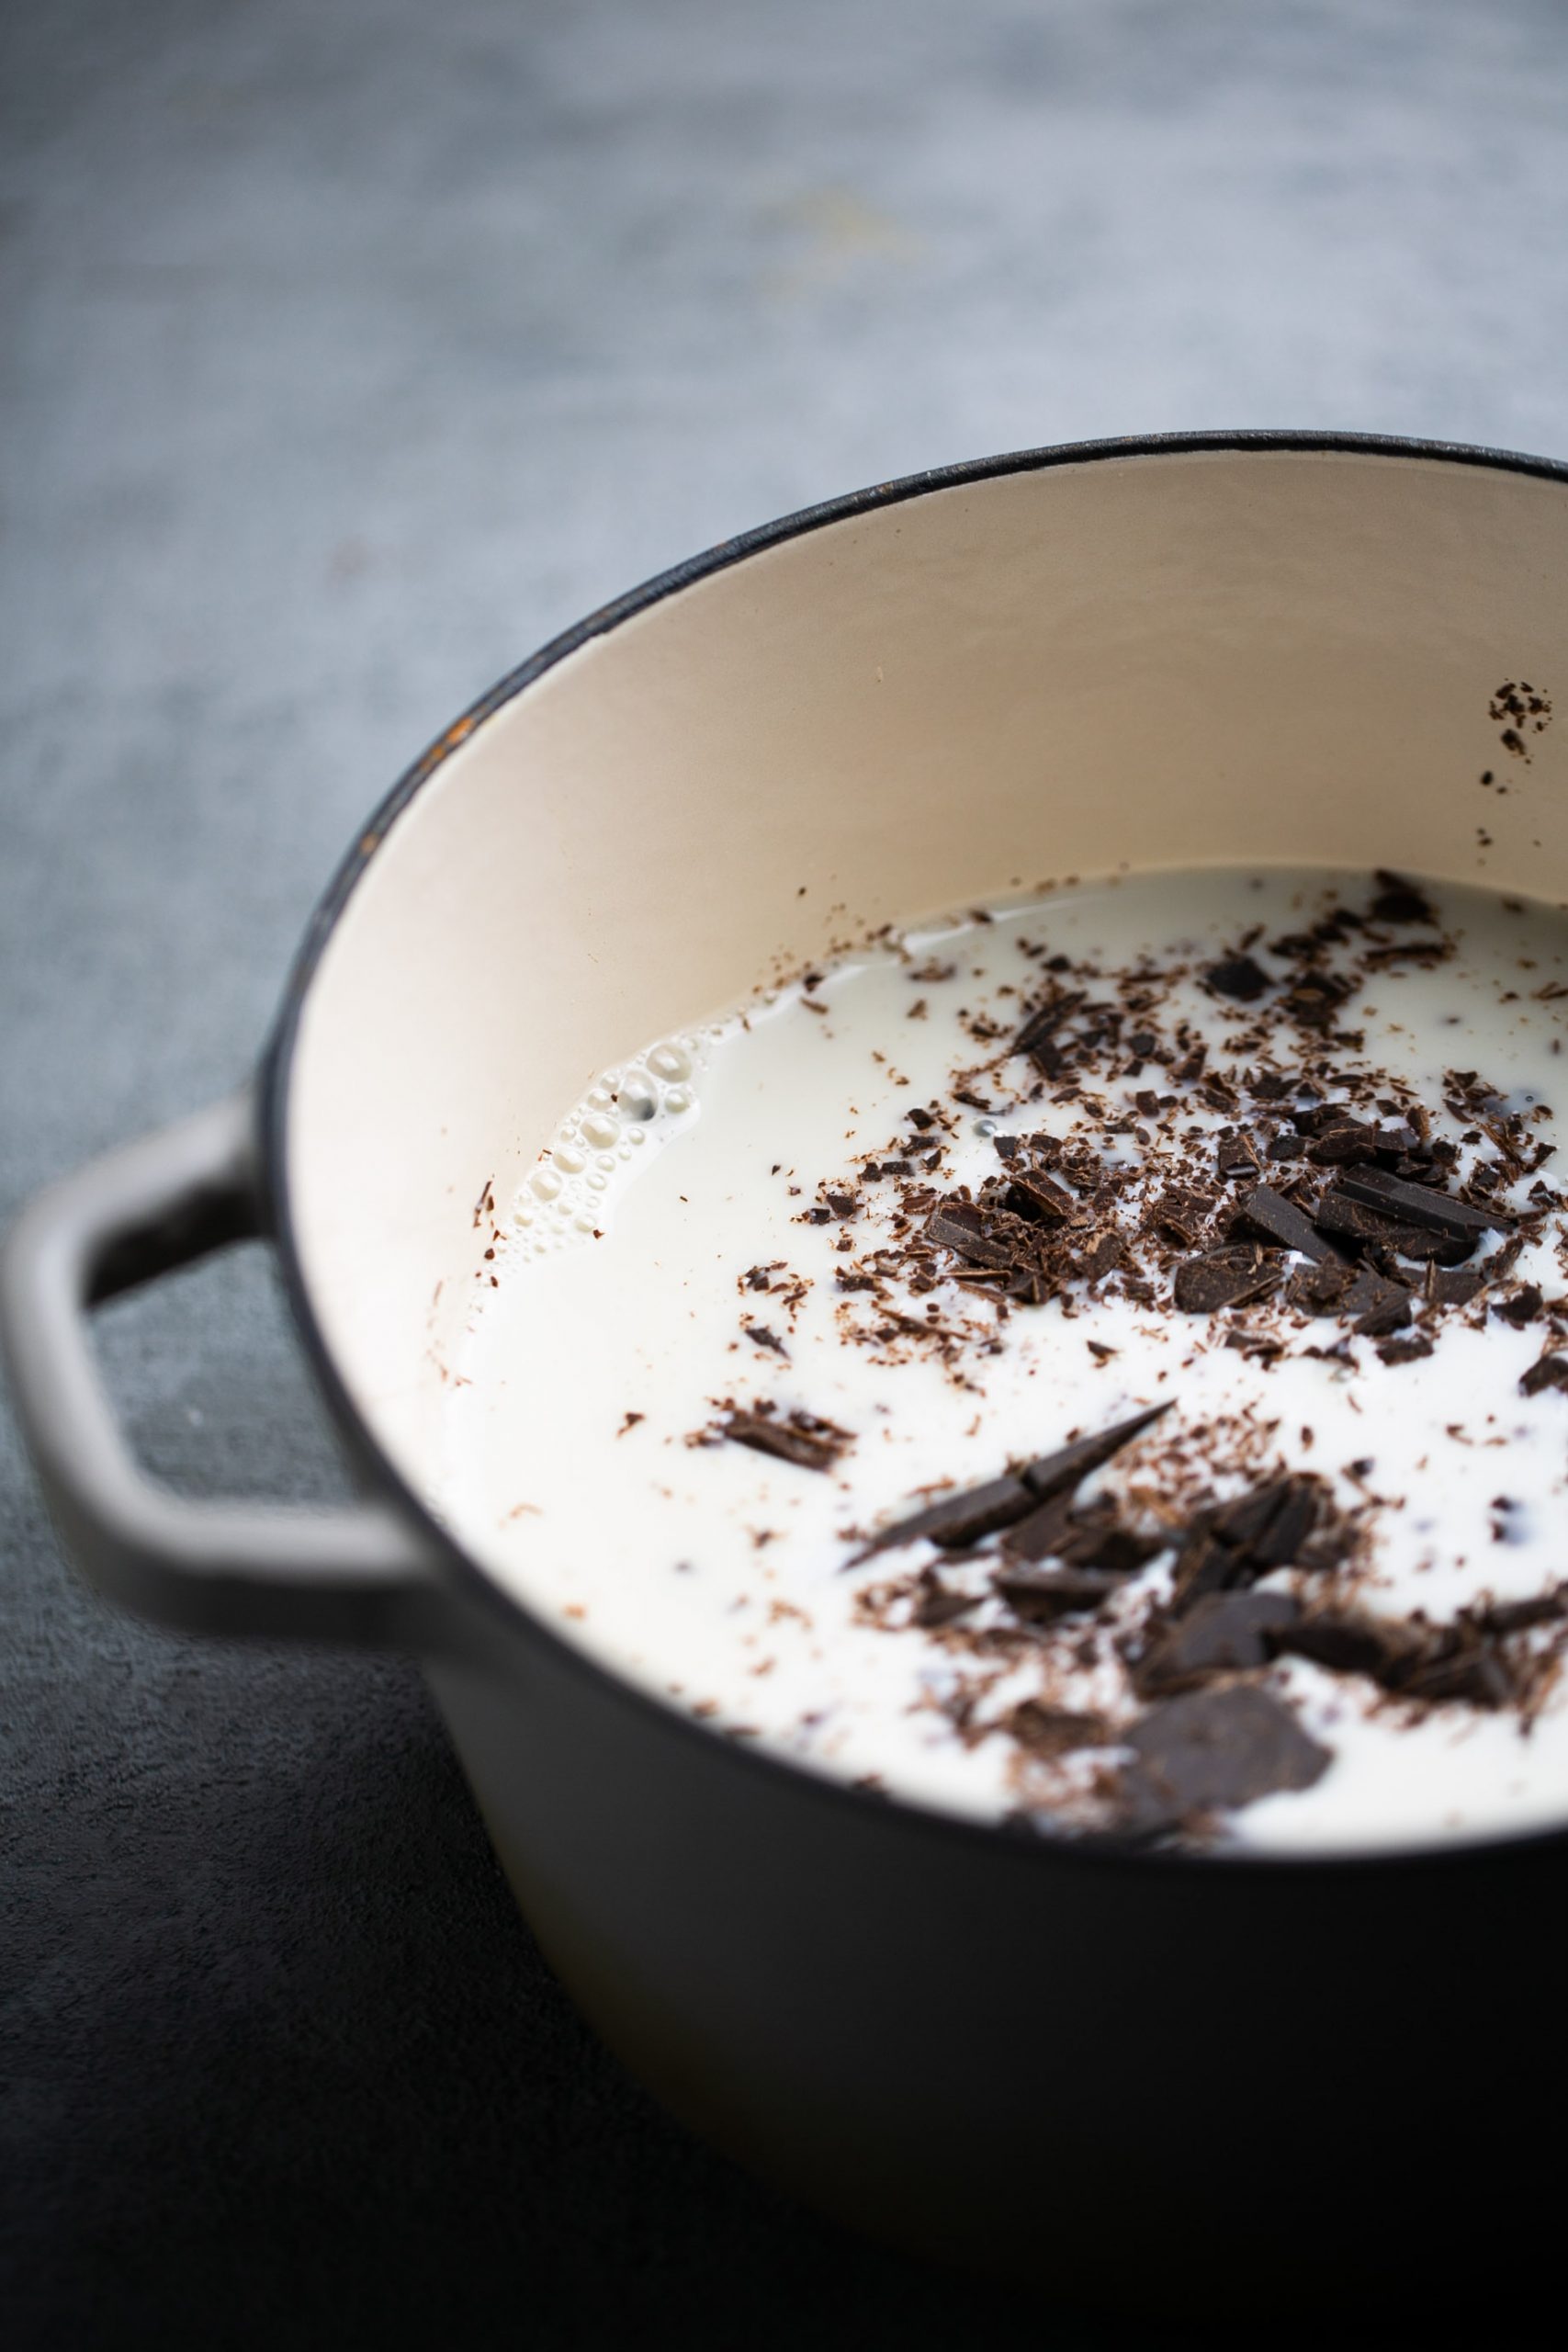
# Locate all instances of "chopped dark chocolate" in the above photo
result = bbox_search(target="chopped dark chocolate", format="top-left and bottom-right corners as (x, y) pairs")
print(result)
(1377, 1331), (1435, 1366)
(909, 1568), (980, 1628)
(1495, 1283), (1543, 1327)
(1334, 1163), (1506, 1239)
(1134, 1589), (1303, 1695)
(725, 1408), (852, 1471)
(923, 1199), (1020, 1271)
(1270, 1607), (1431, 1684)
(1146, 1186), (1216, 1248)
(1122, 1685), (1330, 1822)
(1370, 869), (1438, 925)
(1013, 990), (1086, 1059)
(1017, 1401), (1173, 1502)
(1234, 1182), (1344, 1265)
(1204, 954), (1271, 1002)
(993, 1565), (1127, 1622)
(1173, 1244), (1279, 1313)
(850, 1474), (1036, 1562)
(1520, 1354), (1568, 1396)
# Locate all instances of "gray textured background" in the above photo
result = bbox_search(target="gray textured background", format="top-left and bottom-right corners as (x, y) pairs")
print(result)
(5, 3), (1568, 2344)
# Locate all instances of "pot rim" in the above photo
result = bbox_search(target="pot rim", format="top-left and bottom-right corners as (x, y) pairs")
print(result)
(259, 426), (1568, 1878)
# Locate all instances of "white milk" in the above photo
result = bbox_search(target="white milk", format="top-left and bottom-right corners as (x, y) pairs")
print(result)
(437, 869), (1568, 1854)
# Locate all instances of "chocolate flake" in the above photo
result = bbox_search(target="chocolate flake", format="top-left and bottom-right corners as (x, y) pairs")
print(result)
(1005, 1702), (1113, 1759)
(1520, 1354), (1568, 1396)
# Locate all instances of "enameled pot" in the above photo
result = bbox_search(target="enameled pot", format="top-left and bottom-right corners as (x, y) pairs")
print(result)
(7, 433), (1568, 2313)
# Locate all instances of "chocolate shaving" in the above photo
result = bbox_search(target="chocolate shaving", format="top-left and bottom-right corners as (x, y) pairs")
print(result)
(1005, 1702), (1114, 1760)
(1478, 1587), (1568, 1635)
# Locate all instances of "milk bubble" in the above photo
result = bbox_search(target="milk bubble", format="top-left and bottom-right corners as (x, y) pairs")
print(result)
(581, 1111), (620, 1150)
(529, 1165), (563, 1202)
(649, 1041), (692, 1083)
(663, 1084), (694, 1114)
(618, 1073), (660, 1122)
(552, 1140), (587, 1175)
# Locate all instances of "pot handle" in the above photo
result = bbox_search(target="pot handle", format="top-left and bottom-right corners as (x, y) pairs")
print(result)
(0, 1089), (446, 1646)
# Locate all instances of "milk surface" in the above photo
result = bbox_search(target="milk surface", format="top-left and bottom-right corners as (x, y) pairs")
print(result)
(438, 869), (1568, 1854)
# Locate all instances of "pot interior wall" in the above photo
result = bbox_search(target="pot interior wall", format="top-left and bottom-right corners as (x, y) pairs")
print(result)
(284, 446), (1568, 1492)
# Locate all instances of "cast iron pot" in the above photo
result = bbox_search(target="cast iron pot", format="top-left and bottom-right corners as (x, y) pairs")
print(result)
(6, 433), (1567, 2312)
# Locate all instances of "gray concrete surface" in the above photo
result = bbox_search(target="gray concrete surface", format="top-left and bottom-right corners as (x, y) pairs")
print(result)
(6, 3), (1568, 2344)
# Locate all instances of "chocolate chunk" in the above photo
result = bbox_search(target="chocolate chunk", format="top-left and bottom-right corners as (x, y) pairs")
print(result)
(851, 1474), (1036, 1562)
(1304, 1119), (1382, 1165)
(1426, 1263), (1486, 1308)
(1006, 1702), (1114, 1760)
(1282, 970), (1356, 1029)
(726, 1410), (850, 1471)
(1495, 1284), (1543, 1327)
(1017, 1401), (1173, 1502)
(1007, 1171), (1081, 1224)
(999, 1490), (1077, 1563)
(1378, 1331), (1435, 1365)
(1235, 1182), (1344, 1265)
(1205, 954), (1271, 1002)
(1122, 1686), (1329, 1820)
(994, 1565), (1126, 1622)
(923, 1200), (1019, 1271)
(1226, 1478), (1320, 1568)
(1146, 1186), (1215, 1248)
(1287, 1259), (1357, 1314)
(1173, 1245), (1278, 1312)
(1521, 1354), (1568, 1396)
(1135, 1590), (1303, 1695)
(1335, 1163), (1506, 1239)
(1168, 1527), (1241, 1609)
(1267, 1132), (1306, 1160)
(1346, 1272), (1412, 1339)
(1370, 869), (1438, 925)
(909, 1568), (980, 1628)
(743, 1322), (789, 1354)
(1313, 1190), (1461, 1261)
(1269, 1607), (1429, 1682)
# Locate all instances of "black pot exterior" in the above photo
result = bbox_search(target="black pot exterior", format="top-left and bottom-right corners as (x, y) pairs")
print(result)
(424, 1582), (1565, 2310)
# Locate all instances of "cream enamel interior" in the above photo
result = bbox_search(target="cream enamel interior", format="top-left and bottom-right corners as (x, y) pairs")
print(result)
(285, 447), (1568, 1504)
